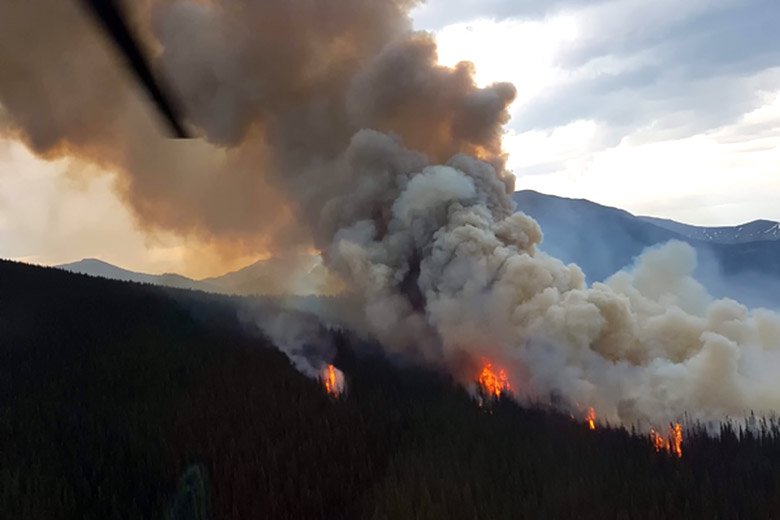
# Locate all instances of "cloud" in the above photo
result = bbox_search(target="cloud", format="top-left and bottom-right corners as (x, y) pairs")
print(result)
(557, 0), (778, 71)
(516, 66), (780, 139)
(510, 108), (780, 226)
(417, 0), (780, 225)
(420, 0), (780, 137)
(411, 0), (599, 30)
(510, 0), (780, 133)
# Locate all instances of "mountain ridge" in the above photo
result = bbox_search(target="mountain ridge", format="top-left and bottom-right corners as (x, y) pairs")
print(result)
(56, 258), (218, 292)
(57, 255), (337, 297)
(640, 215), (780, 243)
(6, 257), (780, 518)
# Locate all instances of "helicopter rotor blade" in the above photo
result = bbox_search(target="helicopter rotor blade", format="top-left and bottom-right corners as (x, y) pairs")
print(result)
(78, 0), (190, 138)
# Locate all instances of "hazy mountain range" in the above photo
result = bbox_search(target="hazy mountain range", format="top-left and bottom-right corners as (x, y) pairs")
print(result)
(56, 190), (780, 307)
(640, 216), (780, 244)
(58, 255), (339, 297)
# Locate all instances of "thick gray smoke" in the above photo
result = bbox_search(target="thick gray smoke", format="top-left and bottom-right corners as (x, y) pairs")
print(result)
(2, 0), (780, 430)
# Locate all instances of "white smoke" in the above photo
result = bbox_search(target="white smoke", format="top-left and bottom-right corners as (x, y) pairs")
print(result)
(253, 308), (348, 395)
(254, 310), (338, 380)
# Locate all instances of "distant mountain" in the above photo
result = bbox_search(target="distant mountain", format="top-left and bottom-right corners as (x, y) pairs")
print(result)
(640, 216), (780, 244)
(513, 190), (679, 282)
(514, 190), (780, 308)
(57, 256), (341, 297)
(57, 258), (215, 292)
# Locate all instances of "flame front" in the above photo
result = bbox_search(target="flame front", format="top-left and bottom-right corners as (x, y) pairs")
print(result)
(478, 362), (511, 398)
(650, 429), (665, 453)
(323, 364), (339, 397)
(577, 408), (682, 458)
(649, 423), (683, 458)
(669, 423), (683, 458)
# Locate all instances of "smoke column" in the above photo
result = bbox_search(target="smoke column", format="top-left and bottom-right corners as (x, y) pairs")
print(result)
(251, 308), (345, 395)
(3, 0), (780, 430)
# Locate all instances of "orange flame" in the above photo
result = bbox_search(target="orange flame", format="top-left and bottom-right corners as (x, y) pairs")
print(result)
(323, 364), (339, 397)
(650, 429), (665, 453)
(478, 362), (511, 398)
(649, 423), (683, 457)
(587, 407), (596, 430)
(669, 423), (683, 458)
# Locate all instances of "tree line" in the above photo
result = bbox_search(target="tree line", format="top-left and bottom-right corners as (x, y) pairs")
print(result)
(2, 259), (780, 519)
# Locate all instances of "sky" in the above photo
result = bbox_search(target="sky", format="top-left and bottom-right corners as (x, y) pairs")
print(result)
(1, 0), (779, 276)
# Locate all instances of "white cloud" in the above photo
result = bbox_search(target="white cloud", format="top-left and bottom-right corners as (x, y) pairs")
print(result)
(510, 91), (780, 225)
(424, 1), (780, 226)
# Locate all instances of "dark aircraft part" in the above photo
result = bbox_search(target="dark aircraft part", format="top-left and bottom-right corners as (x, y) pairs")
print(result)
(79, 0), (190, 138)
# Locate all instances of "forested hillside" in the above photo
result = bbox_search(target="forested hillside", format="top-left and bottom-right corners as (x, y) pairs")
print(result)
(3, 259), (780, 519)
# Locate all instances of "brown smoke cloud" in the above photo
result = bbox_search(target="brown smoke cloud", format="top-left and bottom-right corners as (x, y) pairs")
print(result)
(0, 0), (303, 268)
(0, 0), (514, 267)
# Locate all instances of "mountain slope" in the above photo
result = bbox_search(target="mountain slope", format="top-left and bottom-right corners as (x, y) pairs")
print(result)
(58, 258), (158, 284)
(6, 259), (780, 519)
(514, 190), (780, 308)
(58, 256), (340, 296)
(513, 190), (683, 282)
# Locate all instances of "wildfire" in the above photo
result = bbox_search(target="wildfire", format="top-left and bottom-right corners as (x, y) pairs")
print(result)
(650, 429), (665, 453)
(576, 405), (682, 459)
(669, 423), (683, 458)
(322, 364), (340, 397)
(478, 362), (511, 398)
(572, 403), (597, 429)
(649, 423), (683, 458)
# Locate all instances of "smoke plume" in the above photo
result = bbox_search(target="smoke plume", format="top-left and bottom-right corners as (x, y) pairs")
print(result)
(3, 0), (780, 430)
(0, 0), (513, 263)
(252, 309), (335, 378)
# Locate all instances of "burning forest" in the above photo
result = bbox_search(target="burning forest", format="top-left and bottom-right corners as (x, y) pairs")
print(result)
(10, 258), (780, 518)
(477, 361), (512, 399)
(3, 0), (780, 438)
(3, 1), (780, 515)
(322, 364), (346, 397)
